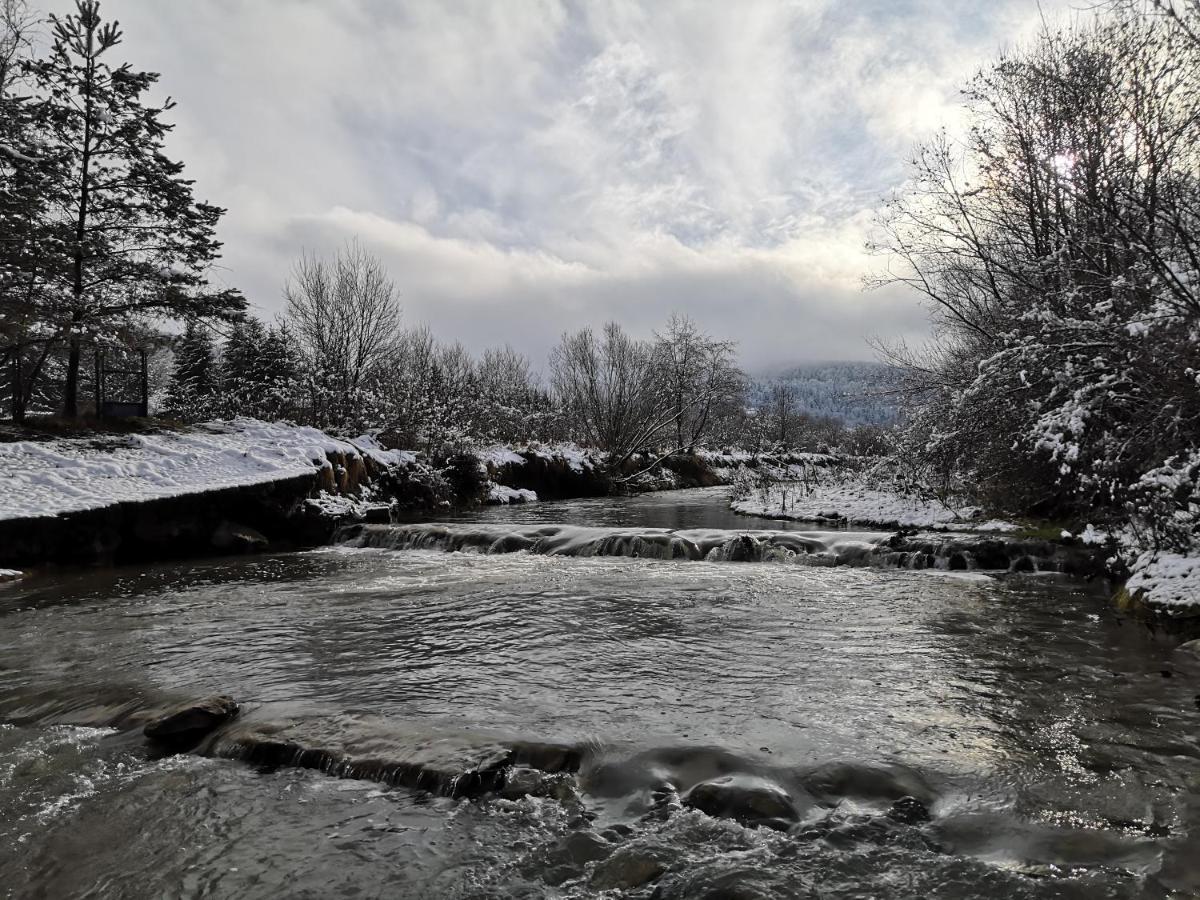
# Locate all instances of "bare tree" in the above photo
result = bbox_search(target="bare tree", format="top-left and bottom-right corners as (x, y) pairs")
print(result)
(765, 382), (802, 449)
(284, 239), (403, 430)
(0, 0), (35, 93)
(653, 313), (745, 453)
(550, 322), (662, 466)
(551, 318), (746, 473)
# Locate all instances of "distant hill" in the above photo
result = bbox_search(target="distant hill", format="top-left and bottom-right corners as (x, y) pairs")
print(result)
(749, 362), (898, 426)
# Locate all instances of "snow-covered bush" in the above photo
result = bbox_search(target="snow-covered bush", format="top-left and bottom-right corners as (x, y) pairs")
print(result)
(877, 15), (1200, 531)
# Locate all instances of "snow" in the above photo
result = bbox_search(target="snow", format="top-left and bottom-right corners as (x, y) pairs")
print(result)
(479, 446), (527, 468)
(479, 443), (598, 473)
(0, 419), (408, 522)
(1126, 551), (1200, 612)
(0, 144), (37, 163)
(528, 443), (595, 473)
(733, 481), (1016, 531)
(487, 483), (537, 504)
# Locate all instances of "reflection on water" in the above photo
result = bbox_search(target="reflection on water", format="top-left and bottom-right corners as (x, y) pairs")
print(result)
(1, 489), (1198, 898)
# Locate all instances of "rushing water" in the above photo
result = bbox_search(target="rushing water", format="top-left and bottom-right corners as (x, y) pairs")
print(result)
(2, 488), (1200, 898)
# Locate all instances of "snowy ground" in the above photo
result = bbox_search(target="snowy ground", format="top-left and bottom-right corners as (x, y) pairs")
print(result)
(0, 419), (412, 521)
(1126, 551), (1200, 613)
(479, 442), (598, 473)
(732, 481), (1016, 531)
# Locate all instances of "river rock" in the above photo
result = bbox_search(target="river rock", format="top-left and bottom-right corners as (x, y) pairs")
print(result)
(800, 761), (935, 808)
(144, 695), (239, 747)
(683, 773), (800, 830)
(589, 845), (670, 890)
(555, 830), (613, 866)
(211, 520), (269, 553)
(887, 795), (931, 825)
(1174, 639), (1200, 659)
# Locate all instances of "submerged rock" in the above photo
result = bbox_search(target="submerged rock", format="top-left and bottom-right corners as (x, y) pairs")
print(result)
(211, 520), (269, 553)
(589, 845), (671, 890)
(683, 774), (802, 830)
(887, 795), (932, 825)
(799, 760), (936, 809)
(143, 695), (239, 748)
(1175, 638), (1200, 658)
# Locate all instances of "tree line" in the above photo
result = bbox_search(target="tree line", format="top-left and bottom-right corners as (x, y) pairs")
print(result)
(159, 240), (884, 461)
(0, 0), (883, 466)
(877, 3), (1200, 551)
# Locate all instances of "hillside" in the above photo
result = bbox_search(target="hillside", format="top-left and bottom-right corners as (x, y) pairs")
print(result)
(750, 362), (897, 426)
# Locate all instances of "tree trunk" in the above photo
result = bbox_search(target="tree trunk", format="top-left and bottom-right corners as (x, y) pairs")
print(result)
(63, 337), (81, 417)
(63, 31), (96, 418)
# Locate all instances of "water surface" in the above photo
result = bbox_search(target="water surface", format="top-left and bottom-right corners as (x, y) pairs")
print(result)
(2, 488), (1198, 898)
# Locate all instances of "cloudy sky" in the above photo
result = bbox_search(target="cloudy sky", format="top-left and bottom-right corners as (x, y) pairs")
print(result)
(57, 0), (1078, 371)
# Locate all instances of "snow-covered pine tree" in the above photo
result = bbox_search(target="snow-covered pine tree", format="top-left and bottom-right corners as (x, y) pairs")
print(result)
(258, 323), (302, 422)
(161, 320), (216, 421)
(24, 0), (244, 417)
(217, 317), (265, 418)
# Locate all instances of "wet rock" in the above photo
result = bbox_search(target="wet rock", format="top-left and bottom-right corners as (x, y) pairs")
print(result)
(1175, 638), (1200, 658)
(1009, 555), (1037, 573)
(800, 761), (936, 808)
(589, 845), (670, 890)
(887, 795), (931, 825)
(683, 774), (800, 830)
(555, 830), (613, 866)
(211, 520), (269, 553)
(530, 829), (613, 887)
(207, 714), (586, 798)
(361, 504), (392, 524)
(722, 534), (761, 562)
(500, 766), (585, 812)
(652, 865), (804, 900)
(144, 695), (239, 748)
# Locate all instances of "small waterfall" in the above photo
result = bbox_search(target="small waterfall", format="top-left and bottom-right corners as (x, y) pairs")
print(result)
(337, 523), (893, 567)
(335, 522), (1103, 576)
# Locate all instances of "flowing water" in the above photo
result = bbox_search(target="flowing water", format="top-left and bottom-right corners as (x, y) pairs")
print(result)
(2, 487), (1200, 898)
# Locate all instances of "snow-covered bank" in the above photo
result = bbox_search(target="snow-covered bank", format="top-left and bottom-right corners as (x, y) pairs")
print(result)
(732, 481), (1016, 531)
(0, 420), (426, 568)
(1123, 552), (1200, 613)
(0, 419), (411, 522)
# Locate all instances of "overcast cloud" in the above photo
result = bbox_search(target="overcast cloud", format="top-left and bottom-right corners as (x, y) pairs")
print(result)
(55, 0), (1080, 371)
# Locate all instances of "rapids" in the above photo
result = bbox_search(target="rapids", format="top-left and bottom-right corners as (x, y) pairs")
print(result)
(1, 487), (1198, 898)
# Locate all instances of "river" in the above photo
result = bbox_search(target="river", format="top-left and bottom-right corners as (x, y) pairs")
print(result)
(1, 487), (1198, 898)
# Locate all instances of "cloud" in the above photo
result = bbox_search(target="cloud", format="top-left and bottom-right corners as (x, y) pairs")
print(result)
(70, 0), (1076, 371)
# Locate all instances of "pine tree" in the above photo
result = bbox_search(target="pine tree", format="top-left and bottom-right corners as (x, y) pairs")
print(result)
(217, 317), (265, 417)
(24, 0), (244, 417)
(162, 321), (215, 421)
(258, 323), (301, 421)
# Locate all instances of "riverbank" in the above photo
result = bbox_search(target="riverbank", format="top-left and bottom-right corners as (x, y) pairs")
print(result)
(731, 463), (1199, 616)
(0, 419), (747, 569)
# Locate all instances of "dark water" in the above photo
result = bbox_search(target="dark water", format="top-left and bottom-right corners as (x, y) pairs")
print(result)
(2, 488), (1199, 898)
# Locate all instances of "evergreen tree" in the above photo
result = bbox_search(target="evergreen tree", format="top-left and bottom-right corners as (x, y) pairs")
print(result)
(24, 0), (243, 417)
(162, 321), (215, 421)
(258, 323), (301, 421)
(217, 317), (265, 417)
